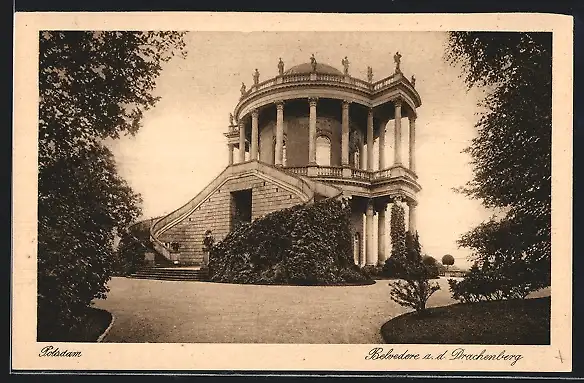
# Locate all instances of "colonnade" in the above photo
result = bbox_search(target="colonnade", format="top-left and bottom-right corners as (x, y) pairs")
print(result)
(227, 98), (417, 172)
(358, 197), (418, 267)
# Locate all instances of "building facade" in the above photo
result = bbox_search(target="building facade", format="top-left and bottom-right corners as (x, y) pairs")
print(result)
(150, 54), (422, 267)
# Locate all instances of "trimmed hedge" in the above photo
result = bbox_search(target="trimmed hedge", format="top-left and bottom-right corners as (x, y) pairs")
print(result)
(208, 199), (371, 285)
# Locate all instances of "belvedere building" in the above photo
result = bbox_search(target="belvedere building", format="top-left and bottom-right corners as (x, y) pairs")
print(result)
(150, 53), (421, 267)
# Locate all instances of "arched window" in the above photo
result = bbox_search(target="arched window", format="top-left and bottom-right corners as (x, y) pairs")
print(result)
(316, 135), (331, 166)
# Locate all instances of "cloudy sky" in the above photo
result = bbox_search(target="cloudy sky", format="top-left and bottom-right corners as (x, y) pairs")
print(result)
(106, 31), (493, 268)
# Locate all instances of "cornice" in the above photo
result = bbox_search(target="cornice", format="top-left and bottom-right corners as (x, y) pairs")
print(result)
(234, 73), (422, 120)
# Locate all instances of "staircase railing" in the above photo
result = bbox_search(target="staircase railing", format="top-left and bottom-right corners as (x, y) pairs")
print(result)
(149, 160), (323, 262)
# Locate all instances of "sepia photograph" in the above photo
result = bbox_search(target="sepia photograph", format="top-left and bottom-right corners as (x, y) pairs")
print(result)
(12, 12), (572, 372)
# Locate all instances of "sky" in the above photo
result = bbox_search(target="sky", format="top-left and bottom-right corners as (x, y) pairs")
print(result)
(106, 31), (494, 269)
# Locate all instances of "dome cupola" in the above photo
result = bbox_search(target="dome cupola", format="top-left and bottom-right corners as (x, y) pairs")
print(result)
(284, 62), (343, 76)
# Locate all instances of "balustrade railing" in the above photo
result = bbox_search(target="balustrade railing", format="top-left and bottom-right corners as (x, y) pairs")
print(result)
(372, 74), (399, 91)
(285, 166), (308, 176)
(351, 169), (371, 181)
(316, 166), (343, 177)
(241, 72), (382, 99)
(354, 77), (373, 90)
(372, 168), (391, 180)
(282, 73), (311, 83)
(282, 164), (414, 183)
(253, 78), (277, 92)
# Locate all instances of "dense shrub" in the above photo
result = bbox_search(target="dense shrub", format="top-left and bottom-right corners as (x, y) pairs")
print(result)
(382, 257), (405, 278)
(208, 199), (370, 285)
(448, 259), (547, 303)
(422, 255), (440, 279)
(111, 234), (147, 276)
(360, 265), (384, 279)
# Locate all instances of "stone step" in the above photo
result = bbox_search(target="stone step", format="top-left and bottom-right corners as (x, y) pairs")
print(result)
(129, 268), (209, 282)
(129, 275), (208, 282)
(134, 270), (206, 275)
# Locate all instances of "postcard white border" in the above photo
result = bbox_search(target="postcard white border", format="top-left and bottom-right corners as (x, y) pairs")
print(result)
(12, 12), (573, 372)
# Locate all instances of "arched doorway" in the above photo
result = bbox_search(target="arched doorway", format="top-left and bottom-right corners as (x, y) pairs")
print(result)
(316, 135), (331, 166)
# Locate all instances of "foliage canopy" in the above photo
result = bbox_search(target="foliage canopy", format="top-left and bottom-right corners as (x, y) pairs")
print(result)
(446, 32), (551, 288)
(38, 31), (186, 340)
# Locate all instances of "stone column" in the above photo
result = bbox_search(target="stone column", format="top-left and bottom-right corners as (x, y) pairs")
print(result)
(308, 97), (318, 164)
(366, 199), (375, 266)
(227, 143), (233, 165)
(367, 108), (374, 171)
(275, 102), (284, 166)
(238, 119), (246, 163)
(377, 204), (387, 266)
(341, 100), (350, 166)
(408, 200), (417, 233)
(394, 99), (402, 165)
(378, 120), (386, 170)
(359, 139), (365, 170)
(409, 115), (416, 172)
(350, 199), (364, 266)
(251, 109), (259, 161)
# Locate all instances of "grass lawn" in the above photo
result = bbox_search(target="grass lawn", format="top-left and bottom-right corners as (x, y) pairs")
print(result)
(381, 296), (550, 345)
(94, 277), (459, 343)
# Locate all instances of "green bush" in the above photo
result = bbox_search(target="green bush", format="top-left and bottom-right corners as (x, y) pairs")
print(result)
(382, 257), (406, 278)
(422, 255), (441, 279)
(360, 265), (384, 278)
(111, 234), (147, 276)
(389, 232), (440, 314)
(448, 258), (547, 303)
(208, 199), (371, 285)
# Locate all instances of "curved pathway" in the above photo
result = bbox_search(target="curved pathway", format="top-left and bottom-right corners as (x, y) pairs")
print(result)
(93, 277), (460, 343)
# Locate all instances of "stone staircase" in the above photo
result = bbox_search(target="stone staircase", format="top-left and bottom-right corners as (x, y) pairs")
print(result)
(129, 267), (209, 282)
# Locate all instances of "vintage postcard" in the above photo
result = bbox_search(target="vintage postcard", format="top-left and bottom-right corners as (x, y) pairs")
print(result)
(12, 12), (573, 373)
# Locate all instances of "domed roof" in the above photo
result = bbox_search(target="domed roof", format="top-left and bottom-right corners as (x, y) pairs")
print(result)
(285, 62), (343, 75)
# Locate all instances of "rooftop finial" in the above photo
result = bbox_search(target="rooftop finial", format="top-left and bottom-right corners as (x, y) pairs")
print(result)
(342, 56), (350, 75)
(278, 58), (284, 75)
(240, 82), (246, 97)
(310, 54), (317, 72)
(253, 69), (260, 85)
(367, 66), (373, 83)
(411, 75), (416, 87)
(394, 51), (402, 74)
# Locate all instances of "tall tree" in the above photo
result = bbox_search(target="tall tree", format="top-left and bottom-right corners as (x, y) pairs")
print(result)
(38, 31), (186, 340)
(390, 200), (407, 261)
(383, 199), (408, 277)
(445, 32), (551, 287)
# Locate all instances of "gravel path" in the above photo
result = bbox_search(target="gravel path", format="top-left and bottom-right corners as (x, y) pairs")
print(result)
(93, 277), (459, 343)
